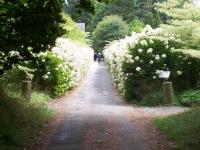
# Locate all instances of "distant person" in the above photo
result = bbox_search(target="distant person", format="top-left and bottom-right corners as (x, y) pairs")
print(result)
(94, 52), (97, 61)
(97, 52), (101, 63)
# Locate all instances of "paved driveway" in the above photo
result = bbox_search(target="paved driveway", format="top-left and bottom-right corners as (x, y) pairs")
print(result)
(48, 62), (144, 150)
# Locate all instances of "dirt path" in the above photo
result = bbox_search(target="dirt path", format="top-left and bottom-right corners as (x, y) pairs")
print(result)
(34, 63), (187, 150)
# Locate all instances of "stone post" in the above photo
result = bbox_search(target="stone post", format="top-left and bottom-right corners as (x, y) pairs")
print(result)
(162, 82), (174, 104)
(22, 80), (32, 100)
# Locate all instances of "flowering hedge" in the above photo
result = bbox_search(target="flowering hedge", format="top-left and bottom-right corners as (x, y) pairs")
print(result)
(104, 26), (200, 101)
(35, 38), (93, 96)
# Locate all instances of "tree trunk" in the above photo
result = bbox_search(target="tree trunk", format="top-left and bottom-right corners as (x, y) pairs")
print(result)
(0, 84), (6, 99)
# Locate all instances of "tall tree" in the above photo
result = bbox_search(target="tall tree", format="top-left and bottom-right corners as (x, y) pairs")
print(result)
(0, 0), (66, 74)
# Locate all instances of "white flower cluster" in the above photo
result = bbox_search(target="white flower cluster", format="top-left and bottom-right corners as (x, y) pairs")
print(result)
(52, 37), (93, 86)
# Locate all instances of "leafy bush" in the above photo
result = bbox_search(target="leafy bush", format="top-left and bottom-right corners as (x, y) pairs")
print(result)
(177, 90), (200, 107)
(92, 15), (128, 52)
(104, 26), (200, 102)
(128, 18), (144, 33)
(34, 52), (74, 96)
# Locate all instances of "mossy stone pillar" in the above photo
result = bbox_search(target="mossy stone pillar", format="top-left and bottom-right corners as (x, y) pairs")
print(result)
(22, 80), (32, 100)
(163, 82), (174, 104)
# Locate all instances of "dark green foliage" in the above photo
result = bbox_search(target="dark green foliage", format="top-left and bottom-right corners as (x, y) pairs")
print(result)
(104, 0), (138, 22)
(64, 0), (93, 31)
(92, 15), (128, 52)
(136, 91), (164, 106)
(177, 90), (200, 106)
(170, 50), (200, 91)
(154, 107), (200, 150)
(88, 0), (165, 32)
(0, 0), (65, 74)
(88, 2), (106, 32)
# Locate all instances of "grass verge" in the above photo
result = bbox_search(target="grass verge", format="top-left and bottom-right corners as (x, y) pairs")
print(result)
(0, 91), (53, 150)
(154, 107), (200, 150)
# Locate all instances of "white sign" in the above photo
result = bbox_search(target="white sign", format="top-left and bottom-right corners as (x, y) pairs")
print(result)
(76, 23), (85, 32)
(159, 71), (170, 79)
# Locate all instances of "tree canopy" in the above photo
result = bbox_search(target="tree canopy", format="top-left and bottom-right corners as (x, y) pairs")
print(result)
(0, 0), (65, 74)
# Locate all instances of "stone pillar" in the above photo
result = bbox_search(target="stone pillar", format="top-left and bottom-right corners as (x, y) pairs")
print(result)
(163, 82), (174, 104)
(22, 80), (32, 100)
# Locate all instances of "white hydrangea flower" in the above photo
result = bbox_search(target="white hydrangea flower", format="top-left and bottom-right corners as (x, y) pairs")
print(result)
(162, 54), (167, 58)
(136, 67), (141, 72)
(156, 70), (161, 74)
(149, 60), (154, 64)
(135, 56), (140, 61)
(147, 48), (153, 53)
(177, 71), (182, 75)
(155, 55), (160, 60)
(140, 40), (148, 46)
(164, 40), (168, 45)
(183, 57), (188, 60)
(138, 49), (143, 53)
(43, 74), (49, 79)
(149, 39), (154, 44)
(170, 47), (175, 50)
(170, 36), (175, 40)
(153, 76), (157, 79)
(178, 55), (183, 58)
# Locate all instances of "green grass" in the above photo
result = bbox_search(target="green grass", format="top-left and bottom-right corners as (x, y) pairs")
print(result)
(154, 107), (200, 150)
(135, 91), (165, 106)
(0, 91), (53, 150)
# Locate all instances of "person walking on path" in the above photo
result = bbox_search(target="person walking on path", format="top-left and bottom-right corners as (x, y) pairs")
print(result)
(94, 52), (97, 62)
(97, 52), (101, 63)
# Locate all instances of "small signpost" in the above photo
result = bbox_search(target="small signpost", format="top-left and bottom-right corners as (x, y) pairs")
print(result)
(159, 70), (174, 104)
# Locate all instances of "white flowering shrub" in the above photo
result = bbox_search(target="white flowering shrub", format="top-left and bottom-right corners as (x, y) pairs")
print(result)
(35, 38), (93, 96)
(104, 26), (200, 101)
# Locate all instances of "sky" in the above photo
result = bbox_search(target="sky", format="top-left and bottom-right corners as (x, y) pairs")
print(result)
(193, 0), (200, 7)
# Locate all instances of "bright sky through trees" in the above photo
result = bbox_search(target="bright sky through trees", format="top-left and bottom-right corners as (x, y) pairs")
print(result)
(194, 0), (200, 7)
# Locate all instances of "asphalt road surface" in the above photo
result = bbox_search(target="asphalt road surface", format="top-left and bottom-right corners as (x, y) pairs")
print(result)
(48, 62), (144, 150)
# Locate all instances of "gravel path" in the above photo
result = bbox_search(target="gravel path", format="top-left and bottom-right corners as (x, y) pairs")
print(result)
(133, 106), (189, 117)
(33, 63), (188, 150)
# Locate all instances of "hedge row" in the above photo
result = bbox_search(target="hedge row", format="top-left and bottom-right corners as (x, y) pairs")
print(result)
(35, 38), (93, 96)
(103, 26), (200, 102)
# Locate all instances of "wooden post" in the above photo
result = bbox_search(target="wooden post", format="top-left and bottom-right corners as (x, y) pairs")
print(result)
(22, 80), (32, 100)
(163, 82), (174, 104)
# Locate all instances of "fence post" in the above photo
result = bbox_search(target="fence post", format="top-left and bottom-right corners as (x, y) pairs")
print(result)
(22, 80), (32, 100)
(163, 82), (174, 104)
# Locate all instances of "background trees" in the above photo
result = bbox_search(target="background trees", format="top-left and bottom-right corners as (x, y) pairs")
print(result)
(92, 15), (128, 52)
(156, 0), (200, 49)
